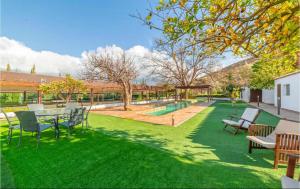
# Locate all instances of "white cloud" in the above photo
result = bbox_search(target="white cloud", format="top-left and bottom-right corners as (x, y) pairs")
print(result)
(0, 37), (159, 83)
(0, 37), (81, 76)
(81, 44), (157, 84)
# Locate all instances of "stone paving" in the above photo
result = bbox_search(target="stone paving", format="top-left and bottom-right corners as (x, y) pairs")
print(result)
(249, 102), (300, 122)
(92, 101), (215, 126)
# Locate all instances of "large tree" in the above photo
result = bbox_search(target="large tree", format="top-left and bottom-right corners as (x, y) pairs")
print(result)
(142, 0), (299, 56)
(83, 49), (137, 111)
(149, 40), (216, 99)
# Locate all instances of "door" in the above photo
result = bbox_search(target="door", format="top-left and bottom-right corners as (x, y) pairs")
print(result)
(277, 84), (281, 108)
(250, 89), (262, 102)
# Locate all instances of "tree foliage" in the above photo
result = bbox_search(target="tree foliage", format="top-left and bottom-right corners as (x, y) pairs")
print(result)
(143, 0), (299, 57)
(140, 0), (299, 90)
(250, 53), (297, 89)
(39, 75), (87, 102)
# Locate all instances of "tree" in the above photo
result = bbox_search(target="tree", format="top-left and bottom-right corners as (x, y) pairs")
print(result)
(39, 75), (87, 102)
(149, 40), (216, 99)
(250, 53), (297, 89)
(30, 64), (36, 74)
(142, 0), (299, 57)
(83, 49), (137, 111)
(6, 64), (11, 71)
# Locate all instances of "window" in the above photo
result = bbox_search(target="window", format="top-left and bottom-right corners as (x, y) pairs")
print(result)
(284, 84), (290, 96)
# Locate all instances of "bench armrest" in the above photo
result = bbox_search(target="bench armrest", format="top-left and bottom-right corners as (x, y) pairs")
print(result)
(248, 124), (275, 136)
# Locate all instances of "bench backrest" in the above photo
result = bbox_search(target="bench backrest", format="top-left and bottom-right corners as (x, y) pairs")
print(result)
(267, 119), (300, 141)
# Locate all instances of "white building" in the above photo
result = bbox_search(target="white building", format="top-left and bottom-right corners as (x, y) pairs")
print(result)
(241, 87), (274, 104)
(274, 71), (300, 113)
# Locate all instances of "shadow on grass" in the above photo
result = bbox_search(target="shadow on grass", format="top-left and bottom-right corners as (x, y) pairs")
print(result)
(1, 123), (279, 188)
(187, 101), (281, 168)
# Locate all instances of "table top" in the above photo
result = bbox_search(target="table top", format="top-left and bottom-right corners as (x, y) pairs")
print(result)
(35, 108), (68, 116)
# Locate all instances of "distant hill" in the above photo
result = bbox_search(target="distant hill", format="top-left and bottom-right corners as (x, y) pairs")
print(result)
(197, 58), (258, 92)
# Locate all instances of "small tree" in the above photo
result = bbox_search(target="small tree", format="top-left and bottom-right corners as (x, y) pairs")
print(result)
(30, 64), (36, 74)
(39, 75), (87, 102)
(6, 64), (11, 71)
(83, 49), (137, 111)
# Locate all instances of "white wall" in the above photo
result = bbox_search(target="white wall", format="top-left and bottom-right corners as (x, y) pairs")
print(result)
(274, 72), (300, 112)
(241, 87), (250, 102)
(262, 89), (274, 104)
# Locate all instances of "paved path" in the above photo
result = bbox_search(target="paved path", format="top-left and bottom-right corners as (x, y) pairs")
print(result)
(92, 101), (215, 126)
(249, 102), (300, 122)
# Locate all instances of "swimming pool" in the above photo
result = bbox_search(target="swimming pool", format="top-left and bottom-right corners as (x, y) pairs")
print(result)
(148, 101), (192, 116)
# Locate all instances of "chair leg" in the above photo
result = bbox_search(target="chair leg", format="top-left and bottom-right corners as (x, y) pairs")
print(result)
(248, 141), (252, 154)
(234, 127), (240, 135)
(223, 124), (228, 130)
(68, 127), (71, 137)
(274, 149), (279, 169)
(86, 119), (89, 129)
(7, 128), (12, 144)
(36, 131), (41, 148)
(18, 130), (22, 147)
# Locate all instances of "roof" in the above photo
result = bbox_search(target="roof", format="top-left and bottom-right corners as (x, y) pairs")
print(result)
(0, 71), (165, 93)
(275, 70), (300, 80)
(0, 71), (64, 83)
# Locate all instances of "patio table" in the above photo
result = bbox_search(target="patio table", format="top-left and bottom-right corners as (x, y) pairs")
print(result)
(35, 108), (69, 139)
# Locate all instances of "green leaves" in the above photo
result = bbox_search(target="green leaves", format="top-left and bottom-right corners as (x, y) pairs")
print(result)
(146, 12), (152, 22)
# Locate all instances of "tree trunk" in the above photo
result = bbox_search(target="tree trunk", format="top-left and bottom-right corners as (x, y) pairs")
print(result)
(184, 89), (189, 99)
(121, 81), (132, 111)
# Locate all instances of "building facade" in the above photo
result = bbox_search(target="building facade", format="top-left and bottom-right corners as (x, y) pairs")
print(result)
(274, 71), (300, 112)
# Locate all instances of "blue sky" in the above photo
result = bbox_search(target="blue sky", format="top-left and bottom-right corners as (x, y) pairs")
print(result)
(1, 0), (244, 68)
(1, 0), (161, 56)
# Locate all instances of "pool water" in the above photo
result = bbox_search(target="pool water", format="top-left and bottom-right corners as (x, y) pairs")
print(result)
(148, 101), (192, 116)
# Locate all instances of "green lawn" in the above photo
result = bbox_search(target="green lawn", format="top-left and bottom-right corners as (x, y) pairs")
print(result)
(1, 101), (285, 188)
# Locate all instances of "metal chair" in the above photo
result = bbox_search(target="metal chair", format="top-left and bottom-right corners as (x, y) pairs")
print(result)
(59, 107), (85, 136)
(1, 110), (20, 144)
(15, 111), (55, 147)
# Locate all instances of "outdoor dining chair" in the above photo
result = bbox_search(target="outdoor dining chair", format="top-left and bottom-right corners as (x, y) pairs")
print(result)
(1, 110), (20, 144)
(247, 119), (300, 168)
(222, 107), (260, 135)
(15, 111), (55, 147)
(63, 102), (81, 118)
(65, 102), (80, 112)
(59, 107), (85, 136)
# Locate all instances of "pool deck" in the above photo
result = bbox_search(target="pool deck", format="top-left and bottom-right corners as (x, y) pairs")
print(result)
(92, 101), (215, 126)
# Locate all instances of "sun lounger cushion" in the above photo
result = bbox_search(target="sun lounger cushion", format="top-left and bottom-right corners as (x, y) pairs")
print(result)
(246, 135), (275, 148)
(247, 119), (300, 149)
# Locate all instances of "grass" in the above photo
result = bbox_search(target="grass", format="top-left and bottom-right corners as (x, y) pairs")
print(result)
(0, 101), (285, 188)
